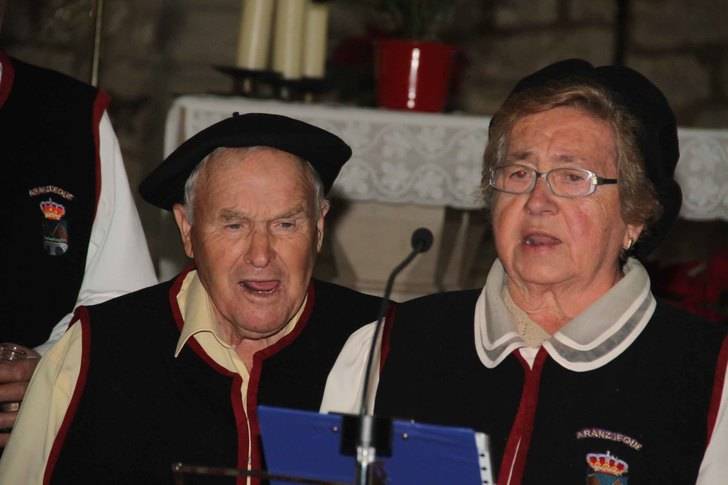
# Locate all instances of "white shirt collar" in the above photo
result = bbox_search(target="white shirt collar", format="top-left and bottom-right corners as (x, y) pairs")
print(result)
(474, 258), (656, 371)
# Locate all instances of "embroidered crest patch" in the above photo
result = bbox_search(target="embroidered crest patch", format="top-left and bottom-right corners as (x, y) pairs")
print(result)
(40, 198), (69, 255)
(586, 451), (628, 484)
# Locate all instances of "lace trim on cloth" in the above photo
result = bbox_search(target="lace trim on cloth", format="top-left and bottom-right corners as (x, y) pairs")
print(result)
(165, 96), (728, 219)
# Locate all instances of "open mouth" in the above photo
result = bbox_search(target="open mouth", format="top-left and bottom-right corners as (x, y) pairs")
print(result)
(241, 280), (280, 294)
(523, 233), (561, 247)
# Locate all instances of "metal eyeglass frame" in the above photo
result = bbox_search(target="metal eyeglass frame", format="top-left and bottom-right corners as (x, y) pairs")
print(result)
(488, 164), (618, 198)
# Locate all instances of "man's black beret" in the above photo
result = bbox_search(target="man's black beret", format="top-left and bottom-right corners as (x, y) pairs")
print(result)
(139, 112), (352, 210)
(505, 59), (682, 259)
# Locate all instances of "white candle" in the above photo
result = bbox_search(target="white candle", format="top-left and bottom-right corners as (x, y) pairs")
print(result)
(272, 0), (307, 79)
(301, 2), (329, 79)
(236, 0), (275, 70)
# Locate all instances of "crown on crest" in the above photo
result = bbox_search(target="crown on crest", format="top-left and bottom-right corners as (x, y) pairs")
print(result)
(40, 199), (66, 221)
(586, 452), (628, 476)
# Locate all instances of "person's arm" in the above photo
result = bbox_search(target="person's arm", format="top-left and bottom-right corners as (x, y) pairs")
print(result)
(0, 323), (82, 484)
(696, 342), (728, 483)
(35, 111), (157, 355)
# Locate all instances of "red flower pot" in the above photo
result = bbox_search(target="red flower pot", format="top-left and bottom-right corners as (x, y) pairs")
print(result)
(375, 39), (457, 112)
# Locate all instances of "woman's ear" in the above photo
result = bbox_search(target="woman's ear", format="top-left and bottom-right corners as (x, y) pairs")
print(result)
(624, 223), (644, 251)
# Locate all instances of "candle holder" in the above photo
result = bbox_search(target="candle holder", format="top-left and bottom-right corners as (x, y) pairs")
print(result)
(271, 77), (331, 103)
(273, 78), (299, 101)
(214, 66), (280, 98)
(299, 77), (330, 103)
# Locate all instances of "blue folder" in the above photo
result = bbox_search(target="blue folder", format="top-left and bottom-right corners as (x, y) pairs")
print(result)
(257, 405), (494, 485)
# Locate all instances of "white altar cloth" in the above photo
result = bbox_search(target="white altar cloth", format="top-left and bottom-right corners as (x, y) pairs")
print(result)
(165, 95), (728, 221)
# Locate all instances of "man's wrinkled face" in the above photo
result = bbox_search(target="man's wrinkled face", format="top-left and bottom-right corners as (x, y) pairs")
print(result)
(173, 148), (326, 342)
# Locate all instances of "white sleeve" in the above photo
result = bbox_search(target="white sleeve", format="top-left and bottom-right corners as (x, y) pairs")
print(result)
(0, 323), (83, 484)
(696, 358), (728, 483)
(35, 112), (157, 355)
(320, 321), (380, 415)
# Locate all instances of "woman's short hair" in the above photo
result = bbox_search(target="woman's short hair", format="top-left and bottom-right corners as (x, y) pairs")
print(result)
(482, 81), (662, 232)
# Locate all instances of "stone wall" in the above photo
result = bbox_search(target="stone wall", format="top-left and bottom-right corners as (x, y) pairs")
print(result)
(3, 0), (727, 272)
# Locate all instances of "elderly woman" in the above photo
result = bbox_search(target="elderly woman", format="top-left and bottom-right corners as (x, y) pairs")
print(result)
(322, 60), (728, 484)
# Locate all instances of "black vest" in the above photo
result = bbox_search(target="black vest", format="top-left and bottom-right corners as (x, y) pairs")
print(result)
(376, 290), (728, 484)
(48, 276), (383, 484)
(0, 53), (103, 347)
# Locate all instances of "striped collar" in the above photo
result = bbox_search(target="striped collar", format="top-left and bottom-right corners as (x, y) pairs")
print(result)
(474, 258), (656, 372)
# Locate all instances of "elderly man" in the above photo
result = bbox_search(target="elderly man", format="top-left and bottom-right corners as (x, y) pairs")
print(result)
(0, 113), (383, 483)
(323, 60), (728, 484)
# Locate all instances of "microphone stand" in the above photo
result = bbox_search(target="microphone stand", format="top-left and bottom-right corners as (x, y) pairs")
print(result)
(354, 228), (433, 485)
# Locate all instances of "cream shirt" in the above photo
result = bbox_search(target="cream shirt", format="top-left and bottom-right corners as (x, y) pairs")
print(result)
(0, 270), (304, 484)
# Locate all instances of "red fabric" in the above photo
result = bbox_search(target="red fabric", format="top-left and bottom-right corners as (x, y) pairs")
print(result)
(497, 348), (548, 485)
(0, 50), (15, 108)
(707, 336), (728, 444)
(245, 284), (316, 484)
(167, 269), (251, 481)
(230, 374), (249, 485)
(648, 247), (728, 323)
(379, 303), (397, 370)
(43, 308), (92, 485)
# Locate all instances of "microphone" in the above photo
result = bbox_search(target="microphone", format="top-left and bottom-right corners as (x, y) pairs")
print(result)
(354, 227), (434, 485)
(411, 227), (434, 253)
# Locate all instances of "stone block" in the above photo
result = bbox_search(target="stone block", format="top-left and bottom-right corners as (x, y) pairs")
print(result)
(631, 0), (728, 49)
(494, 0), (559, 27)
(569, 0), (617, 23)
(7, 46), (84, 81)
(101, 60), (155, 99)
(458, 79), (514, 116)
(627, 55), (711, 115)
(166, 8), (239, 65)
(463, 29), (614, 87)
(693, 106), (728, 129)
(329, 3), (373, 38)
(103, 1), (134, 36)
(166, 64), (232, 95)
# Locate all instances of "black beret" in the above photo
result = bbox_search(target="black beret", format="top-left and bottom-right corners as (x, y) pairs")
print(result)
(139, 112), (352, 210)
(506, 59), (682, 259)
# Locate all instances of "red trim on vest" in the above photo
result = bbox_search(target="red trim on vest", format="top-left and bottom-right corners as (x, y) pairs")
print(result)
(379, 303), (397, 369)
(43, 307), (93, 485)
(168, 274), (316, 482)
(167, 268), (250, 478)
(230, 374), (249, 485)
(707, 335), (728, 444)
(90, 90), (110, 220)
(0, 51), (14, 108)
(245, 284), (317, 481)
(497, 348), (548, 485)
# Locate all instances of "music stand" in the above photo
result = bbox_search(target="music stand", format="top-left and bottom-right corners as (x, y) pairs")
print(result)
(257, 406), (494, 485)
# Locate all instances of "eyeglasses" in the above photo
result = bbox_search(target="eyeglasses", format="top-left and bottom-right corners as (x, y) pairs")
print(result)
(488, 164), (618, 198)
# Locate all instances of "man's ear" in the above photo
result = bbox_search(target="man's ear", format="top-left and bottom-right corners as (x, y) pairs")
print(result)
(172, 204), (194, 258)
(316, 201), (330, 253)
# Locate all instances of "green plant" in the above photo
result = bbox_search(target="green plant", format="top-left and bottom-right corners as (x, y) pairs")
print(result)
(363, 0), (457, 41)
